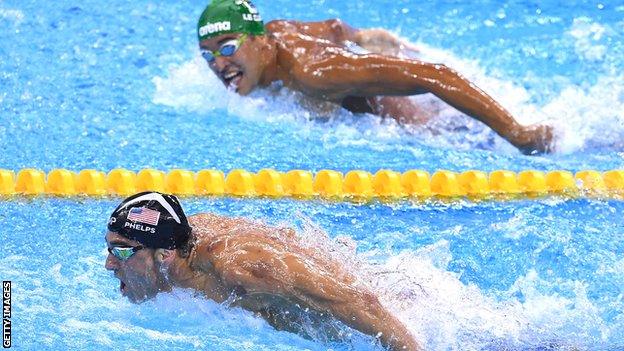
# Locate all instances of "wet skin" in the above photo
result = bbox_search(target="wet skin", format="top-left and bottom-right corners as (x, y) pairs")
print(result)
(105, 213), (422, 351)
(199, 19), (553, 155)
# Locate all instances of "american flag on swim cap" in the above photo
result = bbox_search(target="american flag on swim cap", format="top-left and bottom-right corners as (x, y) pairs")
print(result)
(108, 191), (191, 249)
(127, 207), (160, 226)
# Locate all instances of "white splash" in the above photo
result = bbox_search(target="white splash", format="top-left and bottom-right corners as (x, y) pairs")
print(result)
(540, 74), (624, 153)
(568, 17), (609, 62)
(152, 56), (223, 112)
(291, 219), (617, 350)
(60, 319), (204, 346)
(0, 4), (24, 24)
(369, 247), (528, 350)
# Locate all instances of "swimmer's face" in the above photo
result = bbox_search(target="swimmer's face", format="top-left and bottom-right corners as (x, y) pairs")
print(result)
(104, 232), (169, 303)
(199, 33), (266, 95)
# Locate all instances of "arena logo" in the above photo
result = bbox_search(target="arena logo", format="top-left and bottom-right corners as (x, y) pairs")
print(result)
(199, 21), (231, 36)
(124, 221), (156, 234)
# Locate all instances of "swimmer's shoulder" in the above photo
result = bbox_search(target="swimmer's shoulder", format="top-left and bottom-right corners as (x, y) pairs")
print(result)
(188, 213), (298, 246)
(188, 213), (252, 261)
(188, 212), (223, 227)
(188, 213), (249, 235)
(266, 19), (348, 38)
(189, 213), (274, 242)
(265, 19), (298, 34)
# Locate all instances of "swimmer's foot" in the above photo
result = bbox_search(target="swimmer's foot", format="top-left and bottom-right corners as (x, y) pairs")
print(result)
(511, 124), (554, 155)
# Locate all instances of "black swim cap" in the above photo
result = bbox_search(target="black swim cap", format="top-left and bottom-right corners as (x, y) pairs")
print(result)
(107, 191), (191, 249)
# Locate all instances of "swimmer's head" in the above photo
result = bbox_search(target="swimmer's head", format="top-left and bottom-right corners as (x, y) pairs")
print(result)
(107, 191), (191, 250)
(106, 192), (192, 303)
(197, 0), (271, 95)
(197, 0), (265, 41)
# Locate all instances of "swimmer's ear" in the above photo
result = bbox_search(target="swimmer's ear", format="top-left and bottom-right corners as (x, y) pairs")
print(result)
(154, 249), (176, 264)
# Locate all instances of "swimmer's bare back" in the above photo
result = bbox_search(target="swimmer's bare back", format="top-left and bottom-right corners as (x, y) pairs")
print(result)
(264, 19), (552, 154)
(184, 213), (423, 351)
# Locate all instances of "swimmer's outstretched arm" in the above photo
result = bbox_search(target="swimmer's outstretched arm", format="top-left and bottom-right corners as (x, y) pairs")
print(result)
(295, 54), (552, 154)
(213, 238), (423, 351)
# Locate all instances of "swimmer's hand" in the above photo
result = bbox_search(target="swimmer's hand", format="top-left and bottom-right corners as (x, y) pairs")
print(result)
(354, 28), (420, 57)
(513, 124), (554, 155)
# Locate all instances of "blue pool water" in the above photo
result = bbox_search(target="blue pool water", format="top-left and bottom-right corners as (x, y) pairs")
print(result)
(1, 0), (624, 350)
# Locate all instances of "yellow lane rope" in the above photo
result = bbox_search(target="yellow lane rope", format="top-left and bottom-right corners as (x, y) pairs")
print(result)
(0, 168), (623, 200)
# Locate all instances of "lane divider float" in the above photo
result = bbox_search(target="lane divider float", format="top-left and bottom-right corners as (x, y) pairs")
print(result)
(0, 168), (623, 200)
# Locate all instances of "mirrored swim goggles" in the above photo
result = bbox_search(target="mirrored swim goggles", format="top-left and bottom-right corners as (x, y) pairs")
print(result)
(108, 245), (144, 261)
(200, 34), (247, 63)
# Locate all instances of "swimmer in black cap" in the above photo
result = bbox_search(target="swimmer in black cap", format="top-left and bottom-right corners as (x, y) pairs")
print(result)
(106, 191), (193, 303)
(105, 191), (422, 351)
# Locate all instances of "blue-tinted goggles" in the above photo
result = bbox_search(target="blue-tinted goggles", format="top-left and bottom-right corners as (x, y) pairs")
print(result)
(200, 34), (248, 63)
(108, 245), (144, 261)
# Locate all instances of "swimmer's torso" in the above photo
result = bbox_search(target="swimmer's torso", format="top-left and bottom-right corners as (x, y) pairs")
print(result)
(179, 213), (422, 351)
(182, 213), (354, 339)
(261, 20), (433, 124)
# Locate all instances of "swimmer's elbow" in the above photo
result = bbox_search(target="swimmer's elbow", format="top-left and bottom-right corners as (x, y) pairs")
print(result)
(328, 19), (352, 30)
(334, 289), (383, 314)
(324, 18), (343, 28)
(362, 291), (381, 307)
(326, 19), (357, 42)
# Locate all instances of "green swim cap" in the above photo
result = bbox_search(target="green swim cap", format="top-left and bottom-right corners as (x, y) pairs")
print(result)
(197, 0), (265, 41)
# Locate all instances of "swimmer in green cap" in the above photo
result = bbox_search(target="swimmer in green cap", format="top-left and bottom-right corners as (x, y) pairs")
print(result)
(105, 192), (422, 350)
(197, 0), (553, 155)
